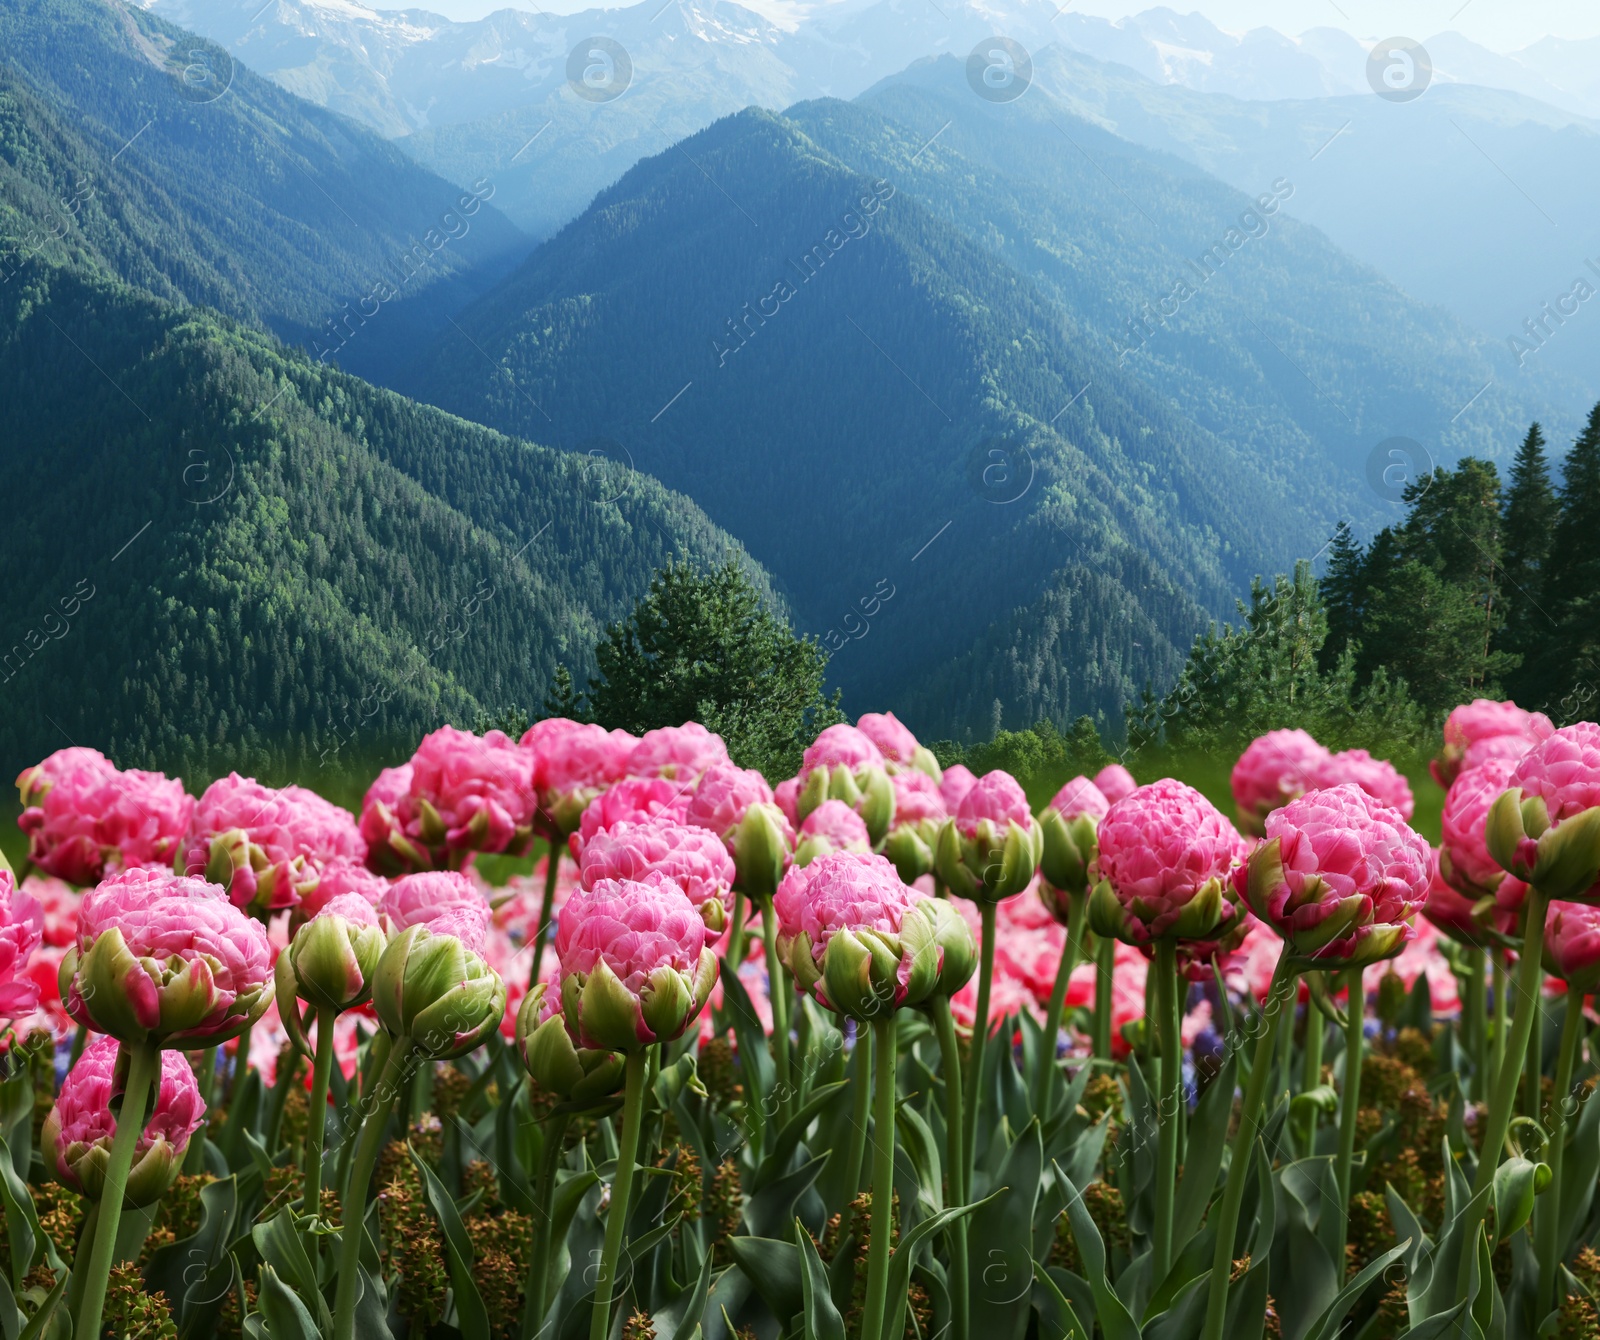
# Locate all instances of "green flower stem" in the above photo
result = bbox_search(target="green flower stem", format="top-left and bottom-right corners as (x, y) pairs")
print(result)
(529, 847), (563, 992)
(1456, 886), (1549, 1306)
(1492, 954), (1508, 1082)
(339, 1029), (394, 1197)
(334, 1038), (412, 1340)
(1152, 938), (1180, 1286)
(1033, 893), (1085, 1117)
(183, 1047), (217, 1175)
(1298, 974), (1325, 1153)
(758, 898), (792, 1122)
(73, 1039), (160, 1340)
(1094, 934), (1114, 1060)
(860, 1013), (899, 1340)
(1201, 959), (1297, 1340)
(962, 902), (997, 1180)
(68, 1025), (88, 1070)
(1538, 988), (1585, 1312)
(844, 1027), (872, 1199)
(231, 1021), (254, 1103)
(1525, 985), (1546, 1119)
(931, 995), (969, 1340)
(522, 1110), (571, 1340)
(1464, 948), (1487, 1103)
(1334, 967), (1365, 1264)
(264, 1035), (301, 1153)
(64, 1200), (100, 1319)
(590, 1050), (649, 1340)
(302, 1007), (337, 1212)
(726, 891), (750, 991)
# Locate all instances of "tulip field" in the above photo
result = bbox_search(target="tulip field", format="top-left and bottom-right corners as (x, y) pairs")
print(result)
(1, 706), (1599, 1340)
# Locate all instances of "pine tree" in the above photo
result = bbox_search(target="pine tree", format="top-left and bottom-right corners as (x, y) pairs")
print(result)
(1318, 521), (1366, 673)
(1537, 404), (1600, 716)
(1500, 422), (1559, 692)
(542, 666), (584, 720)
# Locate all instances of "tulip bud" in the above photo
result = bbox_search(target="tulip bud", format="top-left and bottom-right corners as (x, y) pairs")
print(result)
(280, 900), (386, 1015)
(515, 983), (625, 1109)
(372, 920), (507, 1059)
(883, 823), (937, 885)
(935, 815), (1041, 903)
(1038, 809), (1098, 901)
(797, 764), (896, 846)
(730, 803), (791, 901)
(44, 1036), (205, 1207)
(818, 919), (937, 1022)
(905, 896), (978, 998)
(910, 746), (943, 783)
(1486, 788), (1600, 904)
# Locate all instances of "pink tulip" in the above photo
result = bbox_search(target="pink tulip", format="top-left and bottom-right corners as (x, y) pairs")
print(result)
(1433, 699), (1555, 788)
(1440, 758), (1519, 897)
(16, 748), (193, 885)
(1510, 722), (1600, 824)
(181, 774), (363, 916)
(573, 777), (694, 858)
(44, 1035), (205, 1205)
(1093, 779), (1243, 942)
(1230, 729), (1330, 836)
(800, 724), (886, 778)
(1424, 850), (1507, 948)
(940, 764), (978, 812)
(774, 777), (801, 828)
(795, 799), (872, 864)
(381, 871), (490, 941)
(1316, 749), (1414, 820)
(1237, 784), (1431, 967)
(578, 821), (736, 936)
(890, 770), (948, 825)
(410, 726), (536, 855)
(295, 860), (387, 923)
(0, 872), (43, 1018)
(625, 724), (729, 781)
(22, 874), (79, 948)
(1497, 723), (1600, 904)
(955, 771), (1032, 837)
(358, 764), (414, 874)
(524, 718), (634, 840)
(64, 868), (273, 1046)
(856, 712), (921, 768)
(686, 764), (776, 840)
(1047, 776), (1110, 824)
(1545, 900), (1600, 991)
(1093, 764), (1137, 805)
(554, 876), (718, 1050)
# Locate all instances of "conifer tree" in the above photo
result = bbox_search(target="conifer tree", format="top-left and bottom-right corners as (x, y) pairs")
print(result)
(1536, 405), (1600, 715)
(1500, 422), (1559, 692)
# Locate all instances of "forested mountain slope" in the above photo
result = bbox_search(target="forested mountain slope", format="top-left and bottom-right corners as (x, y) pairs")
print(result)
(0, 0), (526, 378)
(0, 262), (763, 779)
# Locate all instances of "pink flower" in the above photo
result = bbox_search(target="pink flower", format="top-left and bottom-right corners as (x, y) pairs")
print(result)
(16, 748), (193, 885)
(65, 868), (274, 1045)
(22, 874), (79, 948)
(686, 764), (776, 840)
(381, 871), (490, 942)
(1094, 779), (1243, 942)
(572, 778), (694, 858)
(774, 777), (801, 828)
(1230, 729), (1330, 836)
(1424, 849), (1507, 948)
(1047, 776), (1110, 824)
(358, 765), (413, 874)
(1545, 900), (1600, 990)
(773, 852), (925, 1010)
(1500, 723), (1600, 902)
(296, 861), (387, 923)
(625, 724), (729, 781)
(940, 765), (978, 812)
(524, 718), (634, 840)
(0, 873), (42, 1018)
(181, 774), (363, 916)
(44, 1035), (205, 1204)
(800, 724), (886, 779)
(1439, 758), (1519, 897)
(1239, 784), (1431, 966)
(578, 822), (736, 936)
(1316, 749), (1414, 821)
(1433, 699), (1555, 788)
(795, 799), (872, 863)
(955, 771), (1032, 837)
(856, 712), (920, 767)
(1511, 722), (1600, 824)
(554, 876), (717, 1049)
(890, 770), (947, 826)
(1093, 764), (1137, 805)
(410, 726), (536, 855)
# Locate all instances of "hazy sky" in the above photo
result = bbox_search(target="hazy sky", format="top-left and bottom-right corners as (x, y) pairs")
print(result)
(445, 0), (1600, 50)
